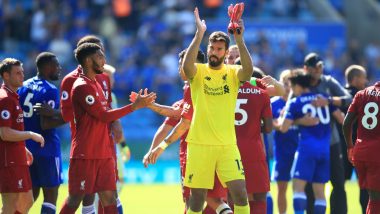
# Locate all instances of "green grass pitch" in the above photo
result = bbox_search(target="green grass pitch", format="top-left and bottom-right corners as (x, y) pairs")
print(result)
(1, 181), (363, 213)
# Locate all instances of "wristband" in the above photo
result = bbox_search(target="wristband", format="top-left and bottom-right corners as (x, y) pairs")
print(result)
(158, 140), (169, 150)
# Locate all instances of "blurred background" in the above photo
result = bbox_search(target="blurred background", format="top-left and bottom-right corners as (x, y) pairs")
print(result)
(1, 0), (380, 184)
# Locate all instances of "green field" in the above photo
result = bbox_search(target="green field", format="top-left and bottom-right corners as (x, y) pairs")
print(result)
(1, 181), (363, 213)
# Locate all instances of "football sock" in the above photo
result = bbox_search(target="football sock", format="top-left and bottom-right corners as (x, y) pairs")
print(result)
(116, 197), (123, 214)
(234, 204), (250, 214)
(203, 205), (214, 214)
(266, 192), (273, 214)
(103, 204), (118, 214)
(216, 203), (233, 214)
(249, 200), (266, 214)
(314, 199), (326, 214)
(293, 192), (307, 214)
(41, 202), (56, 214)
(82, 204), (96, 214)
(367, 199), (380, 214)
(59, 200), (76, 214)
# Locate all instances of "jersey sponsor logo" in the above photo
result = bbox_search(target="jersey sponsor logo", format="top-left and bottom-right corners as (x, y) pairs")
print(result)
(61, 91), (69, 100)
(1, 110), (10, 120)
(85, 95), (95, 105)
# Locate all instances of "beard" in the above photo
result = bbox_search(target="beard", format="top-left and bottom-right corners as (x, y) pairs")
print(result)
(208, 55), (224, 67)
(91, 59), (104, 74)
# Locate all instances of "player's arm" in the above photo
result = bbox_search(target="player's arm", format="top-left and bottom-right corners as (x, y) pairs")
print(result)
(142, 122), (174, 168)
(39, 115), (66, 130)
(261, 76), (285, 97)
(235, 19), (253, 81)
(278, 118), (293, 133)
(149, 118), (191, 164)
(313, 77), (352, 108)
(183, 7), (206, 80)
(342, 112), (357, 164)
(261, 117), (273, 133)
(0, 127), (44, 147)
(293, 114), (319, 126)
(332, 109), (345, 125)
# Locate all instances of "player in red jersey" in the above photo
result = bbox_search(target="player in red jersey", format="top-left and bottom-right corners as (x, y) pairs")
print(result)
(0, 58), (45, 214)
(141, 50), (232, 214)
(58, 35), (126, 214)
(343, 81), (380, 214)
(235, 70), (273, 214)
(59, 43), (155, 214)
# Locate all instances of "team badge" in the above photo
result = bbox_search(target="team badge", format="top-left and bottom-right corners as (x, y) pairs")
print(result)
(48, 100), (55, 108)
(85, 95), (95, 105)
(61, 91), (69, 100)
(1, 110), (10, 120)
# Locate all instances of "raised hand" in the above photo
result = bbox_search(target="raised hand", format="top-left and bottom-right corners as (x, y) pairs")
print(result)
(131, 88), (156, 111)
(194, 7), (206, 34)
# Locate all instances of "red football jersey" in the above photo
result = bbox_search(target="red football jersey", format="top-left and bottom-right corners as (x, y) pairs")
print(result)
(0, 85), (27, 167)
(255, 78), (267, 90)
(163, 99), (184, 127)
(181, 83), (193, 121)
(235, 82), (272, 162)
(348, 82), (380, 163)
(60, 66), (112, 138)
(70, 74), (133, 159)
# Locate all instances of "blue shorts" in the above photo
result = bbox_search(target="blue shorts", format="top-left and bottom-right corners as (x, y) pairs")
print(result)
(272, 151), (296, 182)
(291, 150), (329, 183)
(29, 156), (63, 187)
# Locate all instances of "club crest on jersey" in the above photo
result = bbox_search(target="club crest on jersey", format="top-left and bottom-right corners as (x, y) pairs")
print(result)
(85, 95), (95, 105)
(61, 91), (69, 100)
(1, 110), (10, 120)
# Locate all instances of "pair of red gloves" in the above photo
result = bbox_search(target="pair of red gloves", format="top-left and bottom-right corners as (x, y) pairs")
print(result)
(228, 3), (245, 34)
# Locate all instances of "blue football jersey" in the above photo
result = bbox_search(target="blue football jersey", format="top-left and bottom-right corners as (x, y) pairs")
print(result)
(18, 76), (60, 157)
(284, 92), (336, 153)
(271, 96), (299, 155)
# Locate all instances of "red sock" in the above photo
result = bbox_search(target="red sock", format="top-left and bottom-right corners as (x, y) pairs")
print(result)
(249, 200), (266, 214)
(203, 205), (214, 214)
(98, 200), (104, 214)
(367, 200), (380, 214)
(14, 211), (22, 214)
(103, 204), (118, 214)
(59, 200), (76, 214)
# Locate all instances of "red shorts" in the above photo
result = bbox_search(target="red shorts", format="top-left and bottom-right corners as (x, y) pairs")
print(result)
(180, 144), (227, 201)
(354, 161), (380, 192)
(0, 165), (32, 193)
(243, 160), (270, 194)
(68, 159), (116, 194)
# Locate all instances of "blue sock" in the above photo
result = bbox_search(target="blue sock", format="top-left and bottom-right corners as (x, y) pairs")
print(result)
(41, 202), (56, 214)
(314, 199), (326, 214)
(293, 192), (307, 214)
(266, 192), (273, 214)
(117, 197), (123, 214)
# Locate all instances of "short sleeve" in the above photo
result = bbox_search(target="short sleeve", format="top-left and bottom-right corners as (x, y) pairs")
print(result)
(0, 98), (15, 127)
(60, 77), (74, 122)
(72, 84), (105, 117)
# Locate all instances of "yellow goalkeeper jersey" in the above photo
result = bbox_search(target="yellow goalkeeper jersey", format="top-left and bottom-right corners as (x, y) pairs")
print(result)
(186, 63), (241, 145)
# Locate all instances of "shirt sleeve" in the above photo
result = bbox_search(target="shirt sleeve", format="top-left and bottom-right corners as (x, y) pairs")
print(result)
(73, 84), (134, 123)
(328, 76), (353, 108)
(347, 90), (363, 113)
(60, 77), (74, 122)
(261, 92), (273, 118)
(0, 98), (15, 127)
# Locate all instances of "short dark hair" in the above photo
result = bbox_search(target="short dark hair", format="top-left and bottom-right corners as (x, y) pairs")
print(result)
(74, 43), (102, 65)
(345, 65), (366, 83)
(289, 72), (312, 88)
(252, 67), (265, 78)
(0, 58), (22, 77)
(36, 52), (56, 70)
(304, 53), (323, 68)
(77, 35), (102, 47)
(178, 49), (206, 63)
(209, 31), (230, 50)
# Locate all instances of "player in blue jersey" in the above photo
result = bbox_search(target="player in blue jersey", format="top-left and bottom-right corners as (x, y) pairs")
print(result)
(279, 72), (344, 214)
(271, 69), (300, 214)
(18, 52), (63, 214)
